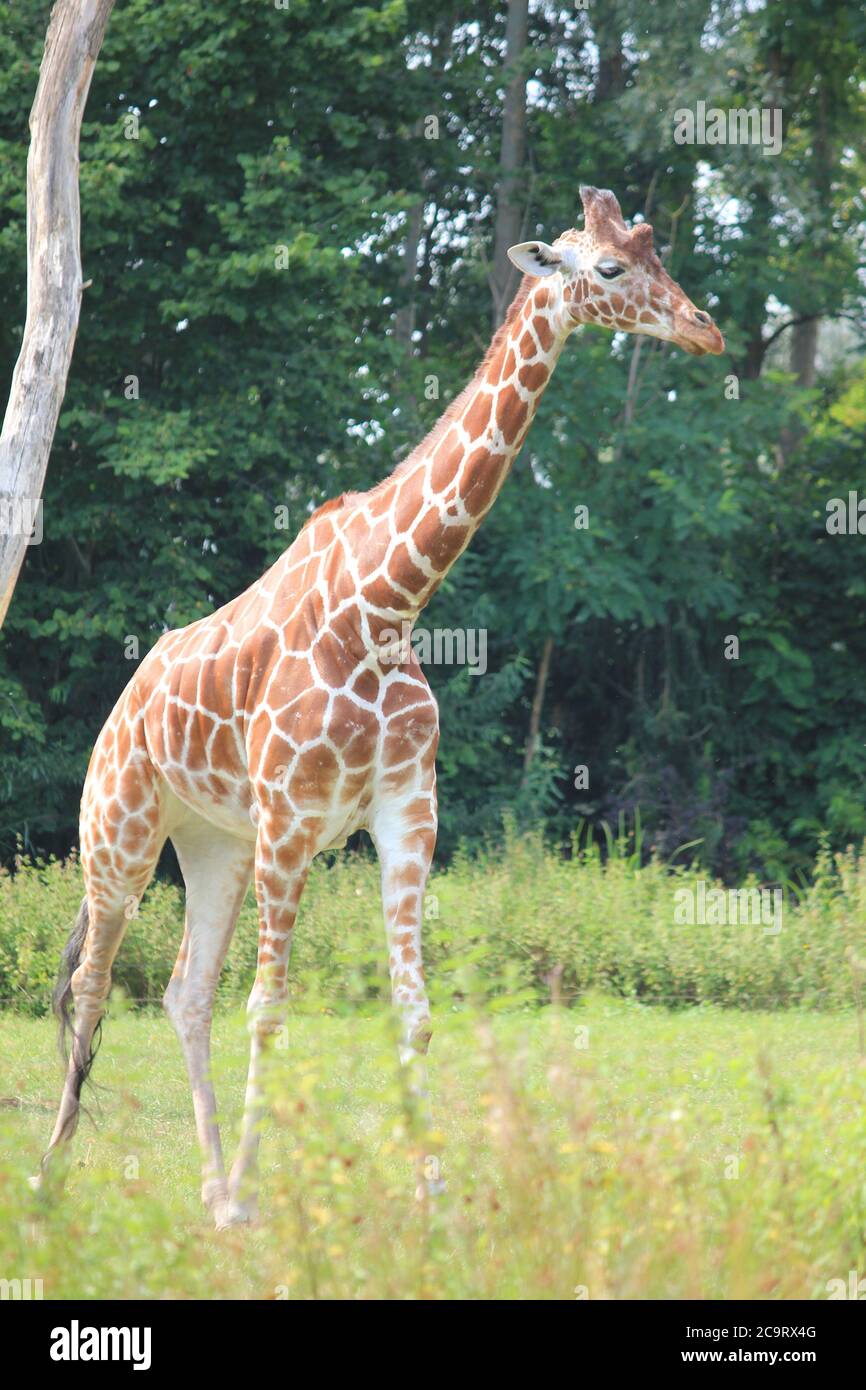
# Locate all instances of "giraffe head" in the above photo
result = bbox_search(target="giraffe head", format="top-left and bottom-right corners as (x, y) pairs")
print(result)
(508, 185), (724, 356)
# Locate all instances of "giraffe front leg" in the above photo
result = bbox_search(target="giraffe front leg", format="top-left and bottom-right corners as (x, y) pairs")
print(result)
(221, 817), (310, 1230)
(370, 803), (444, 1200)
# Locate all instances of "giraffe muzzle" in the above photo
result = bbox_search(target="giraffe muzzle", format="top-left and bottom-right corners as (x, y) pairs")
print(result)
(675, 308), (725, 357)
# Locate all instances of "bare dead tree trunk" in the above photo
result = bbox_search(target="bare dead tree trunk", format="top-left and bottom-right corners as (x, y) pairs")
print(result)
(0, 0), (114, 629)
(490, 0), (529, 328)
(522, 635), (554, 777)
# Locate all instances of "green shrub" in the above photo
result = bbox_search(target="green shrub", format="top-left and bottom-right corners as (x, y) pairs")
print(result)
(1, 831), (864, 1015)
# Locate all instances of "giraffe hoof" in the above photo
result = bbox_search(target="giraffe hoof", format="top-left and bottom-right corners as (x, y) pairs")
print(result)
(415, 1178), (446, 1202)
(202, 1179), (228, 1213)
(214, 1198), (257, 1231)
(27, 1173), (43, 1193)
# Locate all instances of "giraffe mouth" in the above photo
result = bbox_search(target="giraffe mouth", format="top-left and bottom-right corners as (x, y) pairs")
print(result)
(675, 314), (725, 357)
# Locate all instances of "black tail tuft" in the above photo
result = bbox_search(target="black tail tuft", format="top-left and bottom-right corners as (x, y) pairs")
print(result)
(53, 898), (102, 1116)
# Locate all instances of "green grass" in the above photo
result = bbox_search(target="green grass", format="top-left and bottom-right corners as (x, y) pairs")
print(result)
(3, 832), (866, 1298)
(1, 998), (865, 1300)
(3, 830), (866, 1015)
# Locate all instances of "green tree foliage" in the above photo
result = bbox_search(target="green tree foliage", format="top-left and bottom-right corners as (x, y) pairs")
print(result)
(0, 0), (864, 876)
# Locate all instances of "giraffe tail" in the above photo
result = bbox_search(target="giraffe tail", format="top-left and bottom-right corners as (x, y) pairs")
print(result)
(53, 897), (101, 1103)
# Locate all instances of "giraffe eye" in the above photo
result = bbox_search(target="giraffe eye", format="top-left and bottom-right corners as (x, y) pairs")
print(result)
(597, 260), (626, 280)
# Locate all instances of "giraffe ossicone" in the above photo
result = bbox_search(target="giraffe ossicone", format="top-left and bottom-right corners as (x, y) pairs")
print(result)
(38, 186), (723, 1227)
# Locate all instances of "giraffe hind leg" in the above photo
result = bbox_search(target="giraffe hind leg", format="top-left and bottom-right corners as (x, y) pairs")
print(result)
(36, 869), (161, 1184)
(36, 723), (165, 1185)
(163, 818), (254, 1222)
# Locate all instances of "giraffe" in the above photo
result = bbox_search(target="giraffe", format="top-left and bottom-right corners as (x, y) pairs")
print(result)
(36, 186), (724, 1228)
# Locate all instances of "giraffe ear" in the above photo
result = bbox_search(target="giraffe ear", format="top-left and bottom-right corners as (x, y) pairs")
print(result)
(506, 241), (562, 277)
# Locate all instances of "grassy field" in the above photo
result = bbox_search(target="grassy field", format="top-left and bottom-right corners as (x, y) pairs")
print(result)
(2, 833), (866, 1299)
(1, 997), (865, 1300)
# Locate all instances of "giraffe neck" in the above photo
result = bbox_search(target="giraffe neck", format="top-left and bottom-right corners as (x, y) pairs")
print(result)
(365, 275), (572, 626)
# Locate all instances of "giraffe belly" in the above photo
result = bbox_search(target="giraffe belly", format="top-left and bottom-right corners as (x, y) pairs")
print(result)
(139, 692), (256, 839)
(157, 743), (374, 852)
(318, 799), (371, 852)
(158, 765), (258, 840)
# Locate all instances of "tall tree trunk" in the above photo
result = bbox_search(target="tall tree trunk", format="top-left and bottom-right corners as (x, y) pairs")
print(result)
(490, 0), (529, 328)
(0, 0), (114, 629)
(592, 8), (625, 102)
(394, 198), (425, 357)
(393, 193), (426, 431)
(778, 316), (820, 463)
(741, 334), (768, 382)
(788, 316), (819, 389)
(523, 635), (554, 777)
(738, 187), (772, 382)
(778, 98), (832, 461)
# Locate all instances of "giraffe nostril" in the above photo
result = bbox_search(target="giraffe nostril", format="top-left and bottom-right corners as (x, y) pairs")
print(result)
(693, 310), (712, 327)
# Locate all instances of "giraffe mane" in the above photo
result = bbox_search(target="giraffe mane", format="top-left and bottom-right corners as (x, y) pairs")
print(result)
(378, 274), (536, 488)
(297, 274), (537, 531)
(301, 493), (353, 528)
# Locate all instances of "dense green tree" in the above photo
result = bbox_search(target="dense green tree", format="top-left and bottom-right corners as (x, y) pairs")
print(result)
(0, 0), (864, 878)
